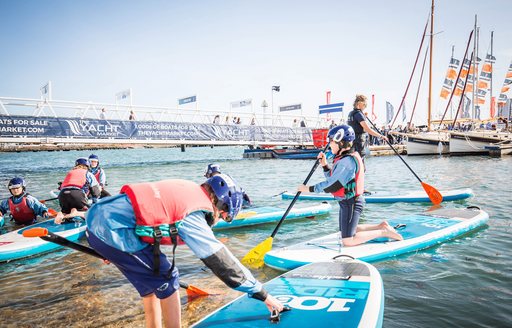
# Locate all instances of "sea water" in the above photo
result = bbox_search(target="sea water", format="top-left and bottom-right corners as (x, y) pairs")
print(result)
(0, 147), (510, 327)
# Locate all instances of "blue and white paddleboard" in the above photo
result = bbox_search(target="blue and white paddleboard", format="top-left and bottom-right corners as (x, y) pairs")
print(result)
(192, 257), (383, 328)
(213, 202), (332, 230)
(281, 188), (473, 203)
(265, 207), (488, 271)
(0, 218), (86, 262)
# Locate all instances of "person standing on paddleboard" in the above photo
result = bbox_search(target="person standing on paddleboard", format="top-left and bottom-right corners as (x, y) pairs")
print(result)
(85, 174), (284, 328)
(347, 95), (387, 166)
(298, 125), (403, 246)
(0, 177), (49, 225)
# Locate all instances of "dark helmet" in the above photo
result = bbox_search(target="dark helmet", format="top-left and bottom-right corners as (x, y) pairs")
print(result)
(8, 177), (26, 190)
(75, 157), (90, 167)
(205, 174), (243, 222)
(327, 124), (355, 143)
(88, 154), (99, 163)
(204, 164), (221, 178)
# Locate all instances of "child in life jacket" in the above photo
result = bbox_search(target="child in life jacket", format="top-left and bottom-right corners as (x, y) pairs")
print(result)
(55, 157), (100, 224)
(0, 177), (48, 225)
(298, 125), (403, 246)
(204, 163), (252, 208)
(85, 174), (284, 327)
(88, 154), (111, 198)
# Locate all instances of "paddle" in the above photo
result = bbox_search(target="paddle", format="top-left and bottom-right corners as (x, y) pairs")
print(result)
(364, 116), (443, 205)
(242, 144), (330, 269)
(22, 227), (209, 299)
(40, 197), (58, 204)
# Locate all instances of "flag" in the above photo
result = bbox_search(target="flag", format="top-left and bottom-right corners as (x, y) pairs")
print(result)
(326, 91), (331, 104)
(371, 95), (377, 120)
(279, 104), (301, 112)
(439, 57), (460, 99)
(272, 86), (280, 92)
(178, 95), (197, 105)
(40, 81), (51, 100)
(318, 102), (343, 114)
(402, 103), (406, 122)
(116, 89), (131, 101)
(386, 101), (394, 124)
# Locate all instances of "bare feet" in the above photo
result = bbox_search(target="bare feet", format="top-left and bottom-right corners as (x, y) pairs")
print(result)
(383, 225), (403, 241)
(377, 221), (391, 230)
(54, 212), (64, 225)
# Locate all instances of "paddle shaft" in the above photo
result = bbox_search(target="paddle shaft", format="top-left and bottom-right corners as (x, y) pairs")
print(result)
(41, 197), (59, 203)
(364, 116), (423, 183)
(270, 144), (329, 238)
(40, 231), (192, 291)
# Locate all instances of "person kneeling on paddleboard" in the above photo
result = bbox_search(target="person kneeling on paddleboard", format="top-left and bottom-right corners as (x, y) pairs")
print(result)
(204, 163), (252, 208)
(298, 125), (403, 246)
(55, 158), (100, 224)
(85, 174), (284, 327)
(88, 154), (111, 198)
(0, 177), (49, 225)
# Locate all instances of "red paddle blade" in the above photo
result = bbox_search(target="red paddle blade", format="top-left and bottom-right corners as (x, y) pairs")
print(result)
(22, 227), (49, 238)
(47, 208), (58, 217)
(421, 182), (443, 205)
(185, 285), (210, 298)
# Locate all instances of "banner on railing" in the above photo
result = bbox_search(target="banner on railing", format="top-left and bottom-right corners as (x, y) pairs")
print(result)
(0, 115), (311, 143)
(178, 95), (197, 105)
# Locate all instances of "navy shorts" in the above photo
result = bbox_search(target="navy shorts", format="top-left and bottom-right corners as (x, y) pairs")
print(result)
(87, 231), (180, 299)
(338, 196), (365, 238)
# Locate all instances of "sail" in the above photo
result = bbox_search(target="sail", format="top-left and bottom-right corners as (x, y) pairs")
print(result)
(454, 58), (472, 96)
(476, 53), (496, 105)
(497, 60), (512, 116)
(440, 57), (460, 99)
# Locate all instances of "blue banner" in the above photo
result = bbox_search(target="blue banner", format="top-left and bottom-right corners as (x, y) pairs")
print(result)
(386, 102), (394, 124)
(319, 102), (343, 114)
(0, 115), (311, 143)
(178, 96), (197, 105)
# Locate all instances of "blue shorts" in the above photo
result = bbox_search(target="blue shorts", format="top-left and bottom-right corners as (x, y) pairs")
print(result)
(87, 231), (180, 299)
(338, 196), (365, 238)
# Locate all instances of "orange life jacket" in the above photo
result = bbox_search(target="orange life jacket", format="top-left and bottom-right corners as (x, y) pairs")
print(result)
(330, 152), (365, 199)
(120, 179), (213, 245)
(61, 168), (88, 189)
(8, 196), (36, 223)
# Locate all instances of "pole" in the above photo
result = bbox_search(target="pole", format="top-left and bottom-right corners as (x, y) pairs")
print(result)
(428, 0), (434, 131)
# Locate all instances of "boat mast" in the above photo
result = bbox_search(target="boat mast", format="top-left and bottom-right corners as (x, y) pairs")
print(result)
(428, 0), (434, 130)
(472, 15), (478, 120)
(490, 31), (494, 116)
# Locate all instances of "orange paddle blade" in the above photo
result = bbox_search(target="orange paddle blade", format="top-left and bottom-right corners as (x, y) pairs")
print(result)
(47, 208), (58, 217)
(22, 227), (49, 238)
(421, 182), (443, 205)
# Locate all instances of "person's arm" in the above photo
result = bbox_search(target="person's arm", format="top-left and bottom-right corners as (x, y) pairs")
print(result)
(0, 199), (8, 217)
(178, 212), (283, 312)
(99, 169), (107, 186)
(26, 195), (49, 218)
(360, 120), (386, 140)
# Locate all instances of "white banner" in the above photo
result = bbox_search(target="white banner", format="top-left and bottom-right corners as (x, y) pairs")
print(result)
(230, 99), (252, 108)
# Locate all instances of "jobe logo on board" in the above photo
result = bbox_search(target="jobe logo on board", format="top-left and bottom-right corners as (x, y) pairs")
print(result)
(273, 285), (368, 312)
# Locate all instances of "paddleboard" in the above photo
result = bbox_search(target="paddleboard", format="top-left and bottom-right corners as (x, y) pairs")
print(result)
(281, 188), (473, 203)
(192, 257), (383, 328)
(213, 202), (332, 230)
(0, 217), (86, 262)
(265, 207), (488, 271)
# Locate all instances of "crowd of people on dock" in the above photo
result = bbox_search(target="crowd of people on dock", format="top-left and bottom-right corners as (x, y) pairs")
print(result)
(1, 94), (407, 327)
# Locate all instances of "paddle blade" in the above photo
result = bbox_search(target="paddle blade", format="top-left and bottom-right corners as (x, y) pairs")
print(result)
(47, 208), (58, 217)
(22, 227), (49, 238)
(421, 182), (443, 205)
(241, 237), (273, 269)
(235, 211), (257, 219)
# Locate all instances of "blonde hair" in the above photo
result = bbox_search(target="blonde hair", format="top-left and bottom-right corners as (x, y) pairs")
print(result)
(353, 94), (367, 108)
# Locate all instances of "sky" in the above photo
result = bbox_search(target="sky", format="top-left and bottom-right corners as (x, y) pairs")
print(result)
(1, 0), (511, 125)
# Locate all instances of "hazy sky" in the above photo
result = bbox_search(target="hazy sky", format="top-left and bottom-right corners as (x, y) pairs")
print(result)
(1, 0), (511, 124)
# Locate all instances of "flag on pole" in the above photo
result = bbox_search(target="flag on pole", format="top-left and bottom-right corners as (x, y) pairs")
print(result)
(371, 94), (377, 120)
(272, 86), (280, 92)
(386, 102), (394, 124)
(116, 89), (131, 101)
(178, 95), (197, 105)
(402, 103), (406, 122)
(40, 81), (52, 100)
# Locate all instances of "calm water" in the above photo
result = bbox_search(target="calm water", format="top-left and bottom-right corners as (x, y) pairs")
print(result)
(0, 147), (510, 327)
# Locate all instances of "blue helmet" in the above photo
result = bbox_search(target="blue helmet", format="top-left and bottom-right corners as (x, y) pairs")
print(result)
(204, 164), (221, 178)
(75, 157), (90, 167)
(8, 177), (26, 190)
(89, 154), (99, 162)
(327, 124), (355, 143)
(205, 174), (243, 222)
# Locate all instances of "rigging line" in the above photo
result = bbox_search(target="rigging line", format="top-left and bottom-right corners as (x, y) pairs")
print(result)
(390, 14), (430, 129)
(408, 44), (430, 129)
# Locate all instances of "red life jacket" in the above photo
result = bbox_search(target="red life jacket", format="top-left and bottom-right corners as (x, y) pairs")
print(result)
(61, 168), (88, 189)
(120, 179), (213, 245)
(93, 169), (101, 184)
(330, 152), (365, 199)
(8, 196), (36, 223)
